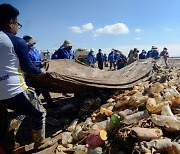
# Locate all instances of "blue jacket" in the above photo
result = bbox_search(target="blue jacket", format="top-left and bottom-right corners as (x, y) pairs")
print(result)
(147, 50), (159, 58)
(115, 52), (127, 63)
(28, 48), (42, 67)
(104, 54), (107, 61)
(51, 47), (75, 59)
(108, 52), (115, 63)
(96, 52), (104, 62)
(28, 48), (41, 63)
(139, 53), (147, 59)
(87, 52), (96, 64)
(114, 52), (121, 61)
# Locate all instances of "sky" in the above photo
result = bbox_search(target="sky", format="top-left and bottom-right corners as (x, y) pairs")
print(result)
(1, 0), (180, 57)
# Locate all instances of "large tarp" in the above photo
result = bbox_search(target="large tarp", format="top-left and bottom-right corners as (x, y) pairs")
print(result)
(26, 58), (155, 93)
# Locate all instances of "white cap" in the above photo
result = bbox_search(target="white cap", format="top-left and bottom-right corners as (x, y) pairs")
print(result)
(61, 40), (73, 48)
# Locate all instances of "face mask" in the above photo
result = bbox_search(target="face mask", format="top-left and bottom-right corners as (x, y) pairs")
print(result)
(30, 46), (35, 50)
(66, 46), (72, 50)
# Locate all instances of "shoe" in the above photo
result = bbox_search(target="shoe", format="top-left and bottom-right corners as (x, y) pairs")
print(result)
(32, 128), (56, 151)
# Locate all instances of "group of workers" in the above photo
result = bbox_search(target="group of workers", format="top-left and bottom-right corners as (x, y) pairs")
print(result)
(0, 3), (170, 153)
(87, 46), (169, 70)
(87, 48), (127, 70)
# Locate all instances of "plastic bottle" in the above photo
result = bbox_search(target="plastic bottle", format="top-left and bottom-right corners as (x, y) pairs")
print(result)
(67, 118), (79, 131)
(100, 107), (113, 116)
(123, 110), (149, 125)
(118, 109), (133, 119)
(87, 147), (102, 154)
(161, 104), (174, 117)
(74, 145), (87, 154)
(146, 98), (169, 114)
(110, 114), (120, 123)
(173, 95), (180, 104)
(90, 119), (110, 131)
(149, 83), (164, 93)
(151, 115), (180, 132)
(72, 125), (84, 141)
(86, 129), (107, 148)
(108, 114), (121, 134)
(61, 132), (73, 144)
(82, 117), (93, 131)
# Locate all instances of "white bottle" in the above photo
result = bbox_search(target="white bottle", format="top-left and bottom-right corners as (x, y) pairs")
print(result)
(124, 110), (149, 124)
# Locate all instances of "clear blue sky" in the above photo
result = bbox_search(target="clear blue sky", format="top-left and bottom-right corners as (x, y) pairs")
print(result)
(1, 0), (180, 57)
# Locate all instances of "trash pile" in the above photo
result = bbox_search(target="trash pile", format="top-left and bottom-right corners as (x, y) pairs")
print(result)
(53, 65), (180, 154)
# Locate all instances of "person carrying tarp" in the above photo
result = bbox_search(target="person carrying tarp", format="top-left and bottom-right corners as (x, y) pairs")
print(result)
(51, 40), (75, 59)
(0, 4), (55, 152)
(108, 49), (115, 70)
(87, 48), (96, 67)
(23, 35), (54, 108)
(96, 49), (104, 70)
(127, 48), (139, 65)
(160, 47), (169, 65)
(139, 50), (147, 59)
(114, 49), (127, 70)
(103, 53), (108, 67)
(147, 46), (159, 58)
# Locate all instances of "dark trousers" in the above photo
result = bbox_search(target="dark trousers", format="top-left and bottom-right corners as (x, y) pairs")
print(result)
(35, 89), (53, 105)
(0, 88), (46, 130)
(98, 61), (103, 70)
(117, 61), (125, 70)
(110, 62), (115, 69)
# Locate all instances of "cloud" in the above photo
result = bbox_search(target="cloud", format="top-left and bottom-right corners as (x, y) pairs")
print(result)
(82, 23), (93, 32)
(70, 26), (82, 33)
(95, 23), (129, 35)
(70, 23), (93, 33)
(134, 28), (143, 32)
(134, 37), (141, 41)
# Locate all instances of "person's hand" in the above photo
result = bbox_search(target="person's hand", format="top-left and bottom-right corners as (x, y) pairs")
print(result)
(42, 59), (50, 70)
(39, 68), (46, 75)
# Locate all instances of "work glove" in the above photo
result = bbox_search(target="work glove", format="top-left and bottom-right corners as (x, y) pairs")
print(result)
(40, 68), (46, 75)
(42, 59), (50, 70)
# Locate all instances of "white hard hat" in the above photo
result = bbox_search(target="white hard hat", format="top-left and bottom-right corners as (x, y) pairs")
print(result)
(90, 48), (94, 52)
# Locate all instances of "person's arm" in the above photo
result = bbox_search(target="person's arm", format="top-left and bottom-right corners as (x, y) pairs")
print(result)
(51, 51), (58, 59)
(87, 54), (92, 64)
(166, 52), (169, 58)
(14, 39), (42, 74)
(108, 54), (110, 61)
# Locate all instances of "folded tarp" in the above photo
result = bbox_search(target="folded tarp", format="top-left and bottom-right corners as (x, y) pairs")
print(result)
(26, 58), (155, 93)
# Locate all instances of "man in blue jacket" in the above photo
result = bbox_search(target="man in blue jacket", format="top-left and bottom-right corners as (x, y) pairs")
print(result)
(147, 46), (159, 58)
(0, 4), (54, 152)
(51, 40), (75, 59)
(87, 48), (96, 67)
(96, 49), (104, 70)
(108, 49), (115, 70)
(23, 35), (54, 107)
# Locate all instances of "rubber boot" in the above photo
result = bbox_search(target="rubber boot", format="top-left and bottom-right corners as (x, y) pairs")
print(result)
(32, 128), (56, 151)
